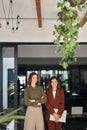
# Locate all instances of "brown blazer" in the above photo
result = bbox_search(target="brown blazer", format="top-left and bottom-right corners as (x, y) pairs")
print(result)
(45, 88), (64, 121)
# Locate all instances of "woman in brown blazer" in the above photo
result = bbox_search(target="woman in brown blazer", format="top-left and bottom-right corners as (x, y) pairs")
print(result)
(45, 76), (65, 130)
(23, 72), (47, 130)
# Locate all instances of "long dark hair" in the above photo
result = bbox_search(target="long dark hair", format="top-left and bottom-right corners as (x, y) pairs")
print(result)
(48, 76), (60, 90)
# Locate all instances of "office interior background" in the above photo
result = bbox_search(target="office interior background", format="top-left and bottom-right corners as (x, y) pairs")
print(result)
(0, 44), (87, 130)
(0, 0), (87, 130)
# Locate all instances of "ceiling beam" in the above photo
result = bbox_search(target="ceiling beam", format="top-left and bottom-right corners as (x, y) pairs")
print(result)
(80, 12), (87, 27)
(35, 0), (42, 28)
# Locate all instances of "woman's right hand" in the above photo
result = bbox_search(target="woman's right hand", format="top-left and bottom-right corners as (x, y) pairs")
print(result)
(37, 102), (41, 107)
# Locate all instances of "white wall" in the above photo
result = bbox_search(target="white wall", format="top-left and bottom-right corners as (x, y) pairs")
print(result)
(18, 44), (87, 58)
(0, 19), (87, 42)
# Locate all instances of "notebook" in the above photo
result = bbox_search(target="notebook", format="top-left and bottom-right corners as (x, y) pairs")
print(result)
(50, 108), (67, 123)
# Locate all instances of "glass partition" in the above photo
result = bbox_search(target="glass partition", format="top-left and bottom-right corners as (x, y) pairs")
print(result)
(2, 47), (15, 109)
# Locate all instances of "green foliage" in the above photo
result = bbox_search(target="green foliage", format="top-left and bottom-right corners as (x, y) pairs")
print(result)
(53, 0), (87, 69)
(0, 107), (25, 125)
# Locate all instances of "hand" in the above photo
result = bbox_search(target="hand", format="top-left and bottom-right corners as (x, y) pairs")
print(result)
(37, 102), (41, 107)
(53, 113), (60, 122)
(41, 96), (44, 99)
(29, 99), (35, 102)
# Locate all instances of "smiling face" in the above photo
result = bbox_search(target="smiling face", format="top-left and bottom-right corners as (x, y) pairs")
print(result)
(31, 74), (38, 86)
(51, 78), (58, 91)
(28, 72), (39, 87)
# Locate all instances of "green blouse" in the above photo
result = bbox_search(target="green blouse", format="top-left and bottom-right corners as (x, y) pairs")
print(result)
(24, 86), (47, 107)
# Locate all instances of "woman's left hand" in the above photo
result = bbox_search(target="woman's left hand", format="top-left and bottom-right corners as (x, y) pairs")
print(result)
(53, 113), (60, 122)
(29, 99), (36, 102)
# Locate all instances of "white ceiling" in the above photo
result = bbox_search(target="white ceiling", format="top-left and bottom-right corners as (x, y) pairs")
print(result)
(0, 0), (58, 19)
(0, 0), (87, 43)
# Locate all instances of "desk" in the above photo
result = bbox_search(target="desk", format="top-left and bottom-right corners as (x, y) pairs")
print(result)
(67, 113), (87, 119)
(63, 114), (87, 130)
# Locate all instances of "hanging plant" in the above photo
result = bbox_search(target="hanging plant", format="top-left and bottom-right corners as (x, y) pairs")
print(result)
(53, 0), (87, 69)
(0, 107), (25, 125)
(58, 10), (78, 22)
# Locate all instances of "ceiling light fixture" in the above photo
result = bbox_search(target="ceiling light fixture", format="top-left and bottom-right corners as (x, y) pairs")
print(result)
(1, 0), (21, 32)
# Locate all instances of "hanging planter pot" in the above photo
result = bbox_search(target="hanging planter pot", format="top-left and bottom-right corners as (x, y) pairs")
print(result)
(79, 0), (86, 5)
(57, 10), (78, 22)
(68, 0), (86, 6)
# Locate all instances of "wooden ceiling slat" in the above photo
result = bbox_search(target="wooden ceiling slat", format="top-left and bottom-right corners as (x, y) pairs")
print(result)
(80, 12), (87, 27)
(35, 0), (42, 28)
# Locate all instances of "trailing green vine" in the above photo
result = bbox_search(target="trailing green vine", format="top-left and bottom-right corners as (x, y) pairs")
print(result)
(53, 0), (87, 69)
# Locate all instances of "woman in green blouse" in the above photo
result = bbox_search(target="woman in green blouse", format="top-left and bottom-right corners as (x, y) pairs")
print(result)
(23, 72), (47, 130)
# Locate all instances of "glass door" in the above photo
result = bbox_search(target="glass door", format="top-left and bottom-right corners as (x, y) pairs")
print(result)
(2, 46), (17, 110)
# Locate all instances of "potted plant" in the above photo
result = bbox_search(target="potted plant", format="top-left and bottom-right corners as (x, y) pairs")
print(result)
(0, 107), (25, 128)
(53, 0), (87, 69)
